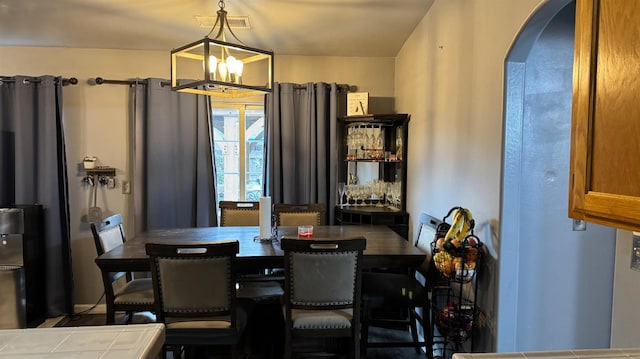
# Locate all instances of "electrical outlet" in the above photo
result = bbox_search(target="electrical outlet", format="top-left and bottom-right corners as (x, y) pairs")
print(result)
(572, 219), (586, 231)
(122, 180), (130, 194)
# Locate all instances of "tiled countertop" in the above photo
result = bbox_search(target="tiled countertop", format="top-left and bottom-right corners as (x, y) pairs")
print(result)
(453, 348), (640, 359)
(0, 323), (165, 358)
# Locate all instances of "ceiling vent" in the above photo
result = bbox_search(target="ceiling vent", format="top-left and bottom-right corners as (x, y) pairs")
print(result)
(195, 15), (251, 29)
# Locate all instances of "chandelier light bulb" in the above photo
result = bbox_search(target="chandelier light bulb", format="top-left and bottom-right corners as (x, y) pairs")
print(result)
(236, 61), (244, 76)
(209, 56), (218, 72)
(218, 61), (228, 82)
(209, 55), (218, 80)
(226, 56), (244, 84)
(226, 56), (238, 73)
(235, 61), (244, 84)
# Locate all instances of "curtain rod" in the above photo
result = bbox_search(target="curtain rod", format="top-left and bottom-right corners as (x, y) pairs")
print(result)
(292, 83), (352, 92)
(90, 77), (352, 92)
(0, 77), (78, 86)
(89, 77), (171, 87)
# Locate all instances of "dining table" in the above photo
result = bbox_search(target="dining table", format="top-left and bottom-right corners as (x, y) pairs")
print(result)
(95, 225), (426, 274)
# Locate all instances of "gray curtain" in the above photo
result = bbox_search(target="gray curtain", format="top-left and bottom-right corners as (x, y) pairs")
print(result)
(0, 75), (73, 317)
(132, 78), (218, 231)
(265, 82), (339, 224)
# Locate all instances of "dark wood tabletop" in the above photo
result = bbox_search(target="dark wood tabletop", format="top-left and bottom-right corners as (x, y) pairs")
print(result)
(95, 225), (426, 273)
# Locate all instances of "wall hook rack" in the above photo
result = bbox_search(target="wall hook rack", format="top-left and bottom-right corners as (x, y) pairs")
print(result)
(83, 166), (117, 188)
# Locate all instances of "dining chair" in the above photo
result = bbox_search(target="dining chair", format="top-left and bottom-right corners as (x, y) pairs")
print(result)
(360, 212), (440, 358)
(219, 201), (260, 226)
(269, 203), (326, 279)
(273, 203), (326, 227)
(281, 236), (366, 359)
(146, 241), (247, 359)
(90, 213), (155, 325)
(219, 200), (284, 302)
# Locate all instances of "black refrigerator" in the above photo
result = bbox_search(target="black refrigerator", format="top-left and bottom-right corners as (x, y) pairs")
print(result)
(0, 204), (46, 328)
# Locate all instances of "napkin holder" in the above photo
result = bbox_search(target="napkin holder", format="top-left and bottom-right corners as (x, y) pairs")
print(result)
(255, 196), (277, 243)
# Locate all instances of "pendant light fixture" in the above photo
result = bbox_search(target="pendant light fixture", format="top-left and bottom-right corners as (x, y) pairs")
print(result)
(171, 0), (274, 98)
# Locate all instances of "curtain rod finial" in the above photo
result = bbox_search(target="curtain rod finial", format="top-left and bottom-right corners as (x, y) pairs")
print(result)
(63, 77), (78, 86)
(87, 77), (105, 86)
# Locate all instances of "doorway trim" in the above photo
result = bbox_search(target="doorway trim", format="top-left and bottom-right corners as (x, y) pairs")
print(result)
(498, 0), (573, 351)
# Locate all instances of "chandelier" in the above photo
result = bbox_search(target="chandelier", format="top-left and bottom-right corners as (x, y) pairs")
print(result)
(170, 0), (274, 98)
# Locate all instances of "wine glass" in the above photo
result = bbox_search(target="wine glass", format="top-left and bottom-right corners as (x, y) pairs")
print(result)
(396, 133), (403, 160)
(337, 182), (346, 207)
(364, 129), (373, 159)
(345, 185), (353, 206)
(375, 180), (385, 207)
(355, 127), (364, 159)
(346, 129), (353, 160)
(375, 128), (384, 159)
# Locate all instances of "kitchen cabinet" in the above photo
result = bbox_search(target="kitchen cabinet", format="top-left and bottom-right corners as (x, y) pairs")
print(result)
(334, 114), (410, 238)
(569, 0), (640, 231)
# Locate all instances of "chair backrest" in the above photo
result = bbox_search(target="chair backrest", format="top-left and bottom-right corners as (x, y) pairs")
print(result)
(281, 237), (365, 310)
(90, 213), (126, 256)
(146, 241), (240, 325)
(274, 203), (325, 227)
(219, 201), (260, 226)
(416, 212), (442, 254)
(90, 213), (131, 289)
(415, 212), (443, 281)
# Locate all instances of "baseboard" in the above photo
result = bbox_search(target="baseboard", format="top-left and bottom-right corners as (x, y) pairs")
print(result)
(74, 304), (106, 315)
(37, 304), (107, 328)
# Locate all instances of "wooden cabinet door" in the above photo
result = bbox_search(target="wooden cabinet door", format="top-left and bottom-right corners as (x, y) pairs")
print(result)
(569, 0), (640, 231)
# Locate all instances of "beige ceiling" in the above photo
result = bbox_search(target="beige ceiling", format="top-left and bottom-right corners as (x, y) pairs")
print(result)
(0, 0), (433, 57)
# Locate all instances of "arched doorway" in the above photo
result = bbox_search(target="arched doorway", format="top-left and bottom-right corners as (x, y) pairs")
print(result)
(499, 0), (615, 352)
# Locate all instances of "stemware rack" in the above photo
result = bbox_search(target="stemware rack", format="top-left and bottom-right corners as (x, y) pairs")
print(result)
(334, 113), (410, 238)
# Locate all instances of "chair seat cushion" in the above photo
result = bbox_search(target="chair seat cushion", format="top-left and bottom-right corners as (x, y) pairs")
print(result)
(290, 308), (353, 329)
(165, 306), (247, 335)
(114, 278), (154, 305)
(165, 319), (244, 347)
(362, 272), (427, 306)
(166, 317), (232, 329)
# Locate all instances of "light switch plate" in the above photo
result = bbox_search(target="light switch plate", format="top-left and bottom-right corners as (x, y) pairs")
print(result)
(122, 180), (130, 194)
(631, 232), (640, 272)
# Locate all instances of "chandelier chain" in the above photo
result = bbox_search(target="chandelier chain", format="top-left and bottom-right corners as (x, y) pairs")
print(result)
(206, 0), (245, 45)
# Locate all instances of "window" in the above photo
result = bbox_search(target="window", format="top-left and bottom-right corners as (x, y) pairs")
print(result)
(211, 102), (265, 207)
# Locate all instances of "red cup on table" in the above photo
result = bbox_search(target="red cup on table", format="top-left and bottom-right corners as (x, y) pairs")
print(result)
(297, 225), (314, 239)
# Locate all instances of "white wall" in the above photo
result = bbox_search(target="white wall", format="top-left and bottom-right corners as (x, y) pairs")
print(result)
(396, 0), (640, 351)
(0, 47), (395, 305)
(0, 47), (170, 304)
(394, 0), (546, 352)
(276, 55), (395, 97)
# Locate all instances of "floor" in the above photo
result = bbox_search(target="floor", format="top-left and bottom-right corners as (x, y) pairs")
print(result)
(363, 327), (429, 359)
